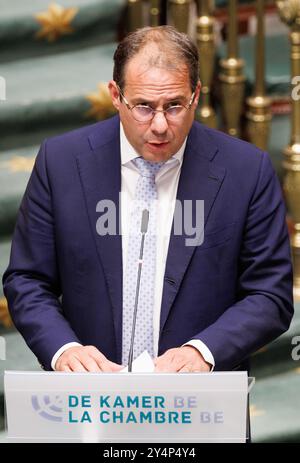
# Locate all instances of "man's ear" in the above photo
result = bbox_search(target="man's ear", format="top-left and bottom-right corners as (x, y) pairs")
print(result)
(108, 81), (120, 110)
(194, 80), (201, 107)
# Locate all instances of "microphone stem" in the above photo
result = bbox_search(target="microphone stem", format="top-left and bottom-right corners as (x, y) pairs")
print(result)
(128, 232), (146, 372)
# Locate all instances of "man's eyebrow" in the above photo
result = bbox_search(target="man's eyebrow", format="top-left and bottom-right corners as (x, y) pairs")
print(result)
(131, 95), (187, 105)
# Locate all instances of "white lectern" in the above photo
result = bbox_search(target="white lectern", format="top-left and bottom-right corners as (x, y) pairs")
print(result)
(4, 371), (254, 443)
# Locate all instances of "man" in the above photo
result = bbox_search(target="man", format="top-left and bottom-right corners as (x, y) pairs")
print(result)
(3, 26), (293, 374)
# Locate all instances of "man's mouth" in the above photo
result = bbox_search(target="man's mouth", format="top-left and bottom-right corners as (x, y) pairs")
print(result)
(147, 141), (169, 148)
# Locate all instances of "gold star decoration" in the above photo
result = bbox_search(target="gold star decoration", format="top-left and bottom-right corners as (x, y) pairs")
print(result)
(85, 83), (116, 121)
(0, 156), (35, 173)
(35, 3), (79, 42)
(250, 404), (265, 418)
(0, 297), (13, 328)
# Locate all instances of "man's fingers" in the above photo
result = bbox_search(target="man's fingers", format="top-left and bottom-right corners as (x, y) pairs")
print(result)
(155, 349), (186, 372)
(178, 365), (192, 373)
(154, 347), (211, 373)
(100, 360), (124, 373)
(56, 347), (103, 372)
(155, 358), (178, 372)
(107, 361), (124, 372)
(60, 365), (72, 372)
(88, 349), (123, 372)
(68, 356), (89, 372)
(80, 356), (102, 372)
(55, 345), (124, 373)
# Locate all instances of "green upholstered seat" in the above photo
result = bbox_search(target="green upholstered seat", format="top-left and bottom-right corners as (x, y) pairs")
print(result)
(0, 240), (12, 286)
(0, 42), (117, 137)
(250, 360), (300, 443)
(251, 303), (300, 379)
(0, 147), (38, 237)
(0, 0), (125, 60)
(0, 330), (40, 374)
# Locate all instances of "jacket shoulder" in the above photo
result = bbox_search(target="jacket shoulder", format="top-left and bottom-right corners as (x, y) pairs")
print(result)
(42, 115), (120, 159)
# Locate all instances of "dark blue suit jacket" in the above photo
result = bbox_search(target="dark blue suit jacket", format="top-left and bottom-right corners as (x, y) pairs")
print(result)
(3, 115), (294, 371)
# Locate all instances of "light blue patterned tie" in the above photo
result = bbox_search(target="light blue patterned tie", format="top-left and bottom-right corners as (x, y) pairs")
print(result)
(122, 157), (165, 365)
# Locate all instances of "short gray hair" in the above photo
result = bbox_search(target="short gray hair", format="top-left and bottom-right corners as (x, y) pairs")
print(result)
(113, 26), (199, 92)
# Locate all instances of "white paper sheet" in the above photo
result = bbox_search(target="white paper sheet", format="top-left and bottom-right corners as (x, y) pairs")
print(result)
(121, 350), (155, 372)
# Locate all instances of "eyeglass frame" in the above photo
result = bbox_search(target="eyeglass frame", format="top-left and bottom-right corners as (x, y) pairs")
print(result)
(116, 85), (196, 123)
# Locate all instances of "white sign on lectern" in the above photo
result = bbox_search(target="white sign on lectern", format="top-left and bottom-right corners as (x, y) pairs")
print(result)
(4, 371), (254, 443)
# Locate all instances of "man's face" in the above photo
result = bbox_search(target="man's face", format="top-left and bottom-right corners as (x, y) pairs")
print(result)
(109, 49), (200, 162)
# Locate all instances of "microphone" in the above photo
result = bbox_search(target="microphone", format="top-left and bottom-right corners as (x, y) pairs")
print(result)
(128, 209), (149, 372)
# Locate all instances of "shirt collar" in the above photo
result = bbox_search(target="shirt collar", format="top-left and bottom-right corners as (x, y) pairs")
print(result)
(120, 122), (186, 168)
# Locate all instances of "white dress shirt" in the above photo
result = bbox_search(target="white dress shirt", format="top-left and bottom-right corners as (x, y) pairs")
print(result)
(51, 124), (215, 370)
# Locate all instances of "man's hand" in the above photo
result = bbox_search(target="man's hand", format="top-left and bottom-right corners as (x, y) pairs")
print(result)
(55, 345), (124, 372)
(154, 346), (211, 373)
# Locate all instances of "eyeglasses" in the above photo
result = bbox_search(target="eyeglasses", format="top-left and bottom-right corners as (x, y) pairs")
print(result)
(117, 86), (195, 123)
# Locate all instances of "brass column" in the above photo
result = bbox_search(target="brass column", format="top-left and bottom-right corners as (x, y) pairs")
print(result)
(128, 0), (144, 32)
(219, 0), (245, 137)
(168, 0), (192, 34)
(277, 0), (300, 300)
(196, 0), (217, 128)
(150, 0), (160, 27)
(246, 0), (272, 150)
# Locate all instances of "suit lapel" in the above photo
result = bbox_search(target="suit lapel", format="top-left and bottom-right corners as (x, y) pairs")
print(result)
(76, 117), (123, 361)
(159, 124), (226, 334)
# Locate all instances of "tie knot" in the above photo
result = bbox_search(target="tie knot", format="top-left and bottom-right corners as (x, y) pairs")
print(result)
(133, 157), (165, 178)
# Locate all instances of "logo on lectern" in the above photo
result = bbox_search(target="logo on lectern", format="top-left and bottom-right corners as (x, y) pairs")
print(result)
(31, 395), (63, 422)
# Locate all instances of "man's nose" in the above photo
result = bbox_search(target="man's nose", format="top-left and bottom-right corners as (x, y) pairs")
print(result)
(150, 110), (168, 134)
